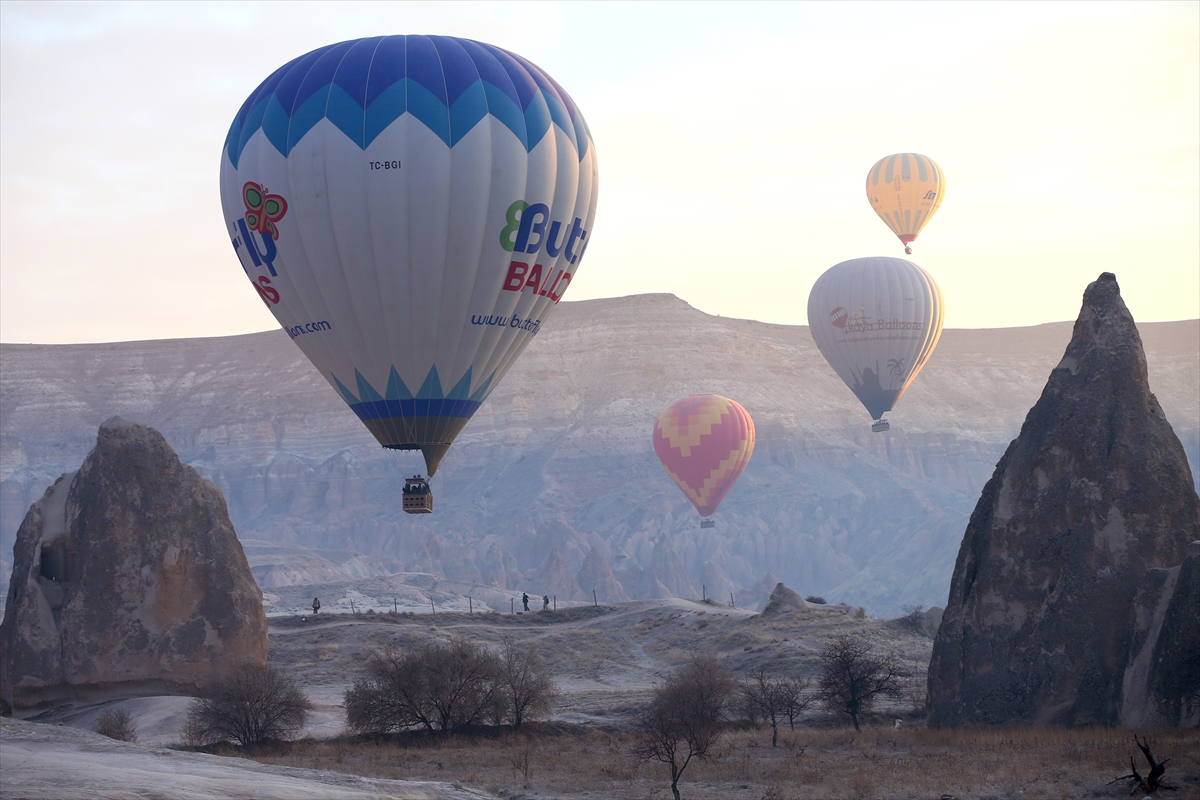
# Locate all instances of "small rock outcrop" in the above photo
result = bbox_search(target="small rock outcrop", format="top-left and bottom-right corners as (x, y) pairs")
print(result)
(761, 582), (810, 616)
(0, 418), (267, 709)
(928, 274), (1200, 727)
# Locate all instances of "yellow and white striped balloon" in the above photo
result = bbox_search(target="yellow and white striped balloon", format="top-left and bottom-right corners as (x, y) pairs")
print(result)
(865, 153), (945, 253)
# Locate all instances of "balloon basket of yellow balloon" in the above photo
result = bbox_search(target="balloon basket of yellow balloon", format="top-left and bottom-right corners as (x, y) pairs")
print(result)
(871, 419), (891, 433)
(904, 246), (912, 254)
(700, 518), (716, 529)
(402, 476), (433, 514)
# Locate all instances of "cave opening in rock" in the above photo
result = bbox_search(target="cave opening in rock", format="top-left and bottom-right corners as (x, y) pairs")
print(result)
(39, 542), (73, 582)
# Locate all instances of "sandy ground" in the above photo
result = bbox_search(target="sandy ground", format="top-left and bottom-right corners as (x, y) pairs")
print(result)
(0, 717), (490, 800)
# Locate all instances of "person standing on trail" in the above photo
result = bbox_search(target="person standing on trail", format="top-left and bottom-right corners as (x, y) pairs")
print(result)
(522, 593), (530, 612)
(543, 595), (550, 610)
(312, 597), (321, 615)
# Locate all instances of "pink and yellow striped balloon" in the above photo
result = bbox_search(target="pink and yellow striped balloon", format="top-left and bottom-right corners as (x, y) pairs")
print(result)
(653, 395), (755, 517)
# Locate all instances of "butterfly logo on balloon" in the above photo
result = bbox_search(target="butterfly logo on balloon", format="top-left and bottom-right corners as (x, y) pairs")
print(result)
(243, 182), (288, 240)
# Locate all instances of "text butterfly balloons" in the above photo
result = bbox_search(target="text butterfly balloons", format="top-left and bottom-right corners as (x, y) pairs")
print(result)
(807, 257), (943, 423)
(653, 396), (755, 519)
(220, 36), (598, 475)
(866, 153), (945, 254)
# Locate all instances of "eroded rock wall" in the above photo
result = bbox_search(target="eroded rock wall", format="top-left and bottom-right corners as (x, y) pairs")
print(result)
(0, 418), (266, 709)
(927, 274), (1200, 727)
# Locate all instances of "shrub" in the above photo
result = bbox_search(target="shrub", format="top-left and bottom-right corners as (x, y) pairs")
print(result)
(804, 596), (826, 605)
(900, 603), (927, 631)
(94, 708), (138, 742)
(345, 638), (501, 735)
(185, 664), (312, 747)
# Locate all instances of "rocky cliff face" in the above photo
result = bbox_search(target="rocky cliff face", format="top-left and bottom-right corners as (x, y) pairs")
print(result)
(927, 274), (1200, 727)
(2, 295), (1197, 616)
(0, 418), (266, 709)
(1121, 543), (1200, 728)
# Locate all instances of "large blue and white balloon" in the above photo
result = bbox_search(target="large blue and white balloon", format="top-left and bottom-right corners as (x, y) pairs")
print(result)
(220, 36), (598, 475)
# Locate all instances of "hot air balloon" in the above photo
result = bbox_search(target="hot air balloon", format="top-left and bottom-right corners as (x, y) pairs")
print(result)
(653, 395), (755, 527)
(220, 37), (598, 511)
(806, 257), (943, 432)
(866, 153), (944, 254)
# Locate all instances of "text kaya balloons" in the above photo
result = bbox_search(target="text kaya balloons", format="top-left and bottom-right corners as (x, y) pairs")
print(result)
(866, 153), (944, 254)
(654, 395), (755, 518)
(807, 257), (943, 423)
(220, 36), (598, 475)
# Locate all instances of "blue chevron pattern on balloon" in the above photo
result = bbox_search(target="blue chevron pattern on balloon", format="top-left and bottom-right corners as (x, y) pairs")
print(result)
(224, 36), (592, 169)
(330, 364), (497, 423)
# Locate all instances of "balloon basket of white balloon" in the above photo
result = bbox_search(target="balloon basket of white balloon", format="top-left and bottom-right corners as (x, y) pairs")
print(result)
(871, 419), (891, 433)
(700, 518), (716, 529)
(402, 476), (433, 514)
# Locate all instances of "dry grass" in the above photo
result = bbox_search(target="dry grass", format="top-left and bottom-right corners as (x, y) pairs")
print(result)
(253, 605), (1197, 797)
(230, 723), (1200, 799)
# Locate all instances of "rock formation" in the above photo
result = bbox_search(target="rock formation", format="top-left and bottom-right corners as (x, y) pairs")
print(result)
(760, 582), (811, 616)
(0, 418), (267, 709)
(522, 548), (585, 601)
(735, 572), (780, 611)
(1120, 541), (1200, 727)
(575, 547), (629, 602)
(699, 561), (736, 606)
(480, 542), (511, 589)
(928, 274), (1200, 726)
(638, 536), (697, 599)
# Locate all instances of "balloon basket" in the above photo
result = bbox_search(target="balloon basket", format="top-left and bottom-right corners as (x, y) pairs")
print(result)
(402, 476), (433, 514)
(871, 419), (890, 433)
(700, 518), (716, 529)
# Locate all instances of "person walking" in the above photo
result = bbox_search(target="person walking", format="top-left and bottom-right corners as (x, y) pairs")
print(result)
(542, 595), (550, 610)
(522, 593), (530, 612)
(312, 597), (321, 615)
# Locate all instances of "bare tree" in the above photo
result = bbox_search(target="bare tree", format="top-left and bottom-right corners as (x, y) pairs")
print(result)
(344, 648), (429, 734)
(185, 664), (312, 747)
(344, 639), (500, 735)
(94, 708), (138, 742)
(778, 675), (813, 731)
(497, 636), (557, 729)
(900, 603), (927, 632)
(634, 656), (735, 800)
(816, 634), (905, 731)
(743, 669), (813, 746)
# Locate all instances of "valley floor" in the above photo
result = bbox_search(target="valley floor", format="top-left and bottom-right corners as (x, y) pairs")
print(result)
(3, 599), (1197, 799)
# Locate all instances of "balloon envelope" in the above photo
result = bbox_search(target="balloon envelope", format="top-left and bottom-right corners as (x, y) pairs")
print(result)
(865, 153), (944, 249)
(653, 395), (755, 517)
(806, 257), (943, 421)
(220, 36), (598, 475)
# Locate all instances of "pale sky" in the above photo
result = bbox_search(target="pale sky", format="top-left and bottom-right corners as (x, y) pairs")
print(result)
(1, 1), (1197, 344)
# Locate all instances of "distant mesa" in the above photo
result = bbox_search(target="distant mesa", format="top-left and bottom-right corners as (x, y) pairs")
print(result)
(928, 273), (1200, 727)
(0, 417), (267, 710)
(1, 292), (1195, 619)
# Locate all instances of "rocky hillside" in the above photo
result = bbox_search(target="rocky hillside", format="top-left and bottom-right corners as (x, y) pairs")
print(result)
(2, 294), (1196, 615)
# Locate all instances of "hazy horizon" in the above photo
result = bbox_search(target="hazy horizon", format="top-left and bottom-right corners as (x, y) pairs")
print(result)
(2, 290), (1197, 347)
